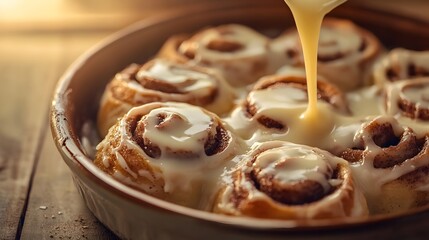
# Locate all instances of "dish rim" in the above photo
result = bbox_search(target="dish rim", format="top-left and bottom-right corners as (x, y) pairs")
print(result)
(50, 0), (429, 232)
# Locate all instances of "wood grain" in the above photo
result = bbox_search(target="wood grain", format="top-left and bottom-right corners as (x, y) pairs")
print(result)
(10, 32), (119, 240)
(0, 31), (119, 239)
(0, 34), (70, 240)
(20, 132), (119, 240)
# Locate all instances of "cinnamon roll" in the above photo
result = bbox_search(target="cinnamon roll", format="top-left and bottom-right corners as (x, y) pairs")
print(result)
(213, 141), (368, 219)
(158, 24), (271, 87)
(226, 73), (349, 145)
(97, 58), (235, 136)
(271, 18), (382, 91)
(373, 48), (429, 87)
(156, 34), (189, 63)
(384, 77), (429, 121)
(94, 102), (243, 208)
(339, 116), (429, 214)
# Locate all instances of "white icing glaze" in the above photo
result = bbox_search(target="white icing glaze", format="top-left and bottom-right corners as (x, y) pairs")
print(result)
(318, 26), (361, 58)
(249, 84), (307, 108)
(122, 59), (219, 105)
(339, 116), (429, 211)
(136, 59), (215, 92)
(374, 48), (429, 87)
(328, 119), (366, 154)
(141, 106), (213, 159)
(271, 15), (380, 92)
(276, 66), (307, 76)
(109, 102), (241, 196)
(401, 80), (429, 109)
(226, 75), (340, 147)
(216, 141), (368, 218)
(284, 0), (337, 121)
(252, 145), (334, 193)
(384, 78), (429, 126)
(90, 7), (429, 215)
(347, 85), (383, 117)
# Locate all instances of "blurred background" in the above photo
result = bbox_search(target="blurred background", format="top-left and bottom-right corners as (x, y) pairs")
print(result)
(0, 0), (232, 33)
(0, 0), (427, 33)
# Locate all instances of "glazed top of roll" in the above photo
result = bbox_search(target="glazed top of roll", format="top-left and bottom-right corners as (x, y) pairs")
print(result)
(175, 24), (272, 86)
(270, 18), (382, 91)
(273, 18), (380, 64)
(114, 102), (236, 164)
(384, 77), (429, 121)
(110, 58), (232, 106)
(225, 73), (350, 147)
(374, 48), (429, 86)
(178, 24), (270, 61)
(215, 141), (368, 219)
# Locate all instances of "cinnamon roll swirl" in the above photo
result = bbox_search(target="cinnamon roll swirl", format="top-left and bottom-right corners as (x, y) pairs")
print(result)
(158, 24), (271, 87)
(213, 141), (368, 219)
(227, 73), (349, 145)
(384, 77), (429, 121)
(373, 48), (429, 87)
(271, 18), (382, 91)
(94, 102), (242, 208)
(339, 116), (429, 214)
(97, 58), (235, 136)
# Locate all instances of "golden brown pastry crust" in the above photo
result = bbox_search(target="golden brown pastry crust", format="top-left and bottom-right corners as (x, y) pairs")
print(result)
(95, 102), (242, 208)
(158, 24), (272, 87)
(339, 116), (429, 214)
(271, 18), (382, 91)
(97, 58), (235, 137)
(213, 141), (368, 219)
(383, 78), (429, 121)
(373, 48), (429, 87)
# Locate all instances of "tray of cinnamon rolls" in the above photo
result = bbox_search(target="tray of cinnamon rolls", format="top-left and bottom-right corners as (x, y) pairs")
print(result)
(93, 15), (429, 218)
(51, 1), (429, 239)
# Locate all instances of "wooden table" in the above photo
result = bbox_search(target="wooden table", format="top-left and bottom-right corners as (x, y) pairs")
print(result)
(1, 1), (428, 239)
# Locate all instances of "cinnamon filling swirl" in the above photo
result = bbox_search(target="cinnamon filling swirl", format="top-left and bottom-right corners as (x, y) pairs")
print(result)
(249, 146), (336, 204)
(249, 164), (332, 206)
(384, 78), (429, 121)
(374, 49), (429, 86)
(133, 59), (219, 104)
(244, 74), (349, 131)
(126, 103), (231, 161)
(213, 141), (368, 219)
(94, 102), (242, 208)
(206, 39), (244, 53)
(271, 18), (381, 91)
(397, 79), (429, 120)
(386, 63), (429, 82)
(97, 58), (235, 137)
(316, 20), (369, 62)
(173, 24), (271, 87)
(340, 117), (427, 168)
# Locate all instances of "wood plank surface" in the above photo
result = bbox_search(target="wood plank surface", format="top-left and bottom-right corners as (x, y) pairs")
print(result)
(0, 33), (75, 240)
(20, 131), (119, 240)
(13, 32), (119, 240)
